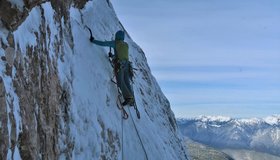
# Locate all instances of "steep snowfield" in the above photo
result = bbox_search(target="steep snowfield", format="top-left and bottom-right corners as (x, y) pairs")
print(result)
(177, 115), (280, 157)
(65, 2), (187, 159)
(0, 0), (188, 159)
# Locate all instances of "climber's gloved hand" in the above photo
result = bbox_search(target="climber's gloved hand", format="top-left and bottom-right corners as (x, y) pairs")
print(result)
(108, 52), (113, 57)
(90, 36), (94, 42)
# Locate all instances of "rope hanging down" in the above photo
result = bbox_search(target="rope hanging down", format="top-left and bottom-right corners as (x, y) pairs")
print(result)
(121, 108), (149, 160)
(128, 108), (149, 160)
(122, 112), (124, 160)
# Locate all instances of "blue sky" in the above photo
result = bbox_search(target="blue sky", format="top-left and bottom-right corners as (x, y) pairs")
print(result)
(110, 0), (280, 118)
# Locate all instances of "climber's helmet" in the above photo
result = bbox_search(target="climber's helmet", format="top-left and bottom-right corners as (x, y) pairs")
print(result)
(115, 30), (125, 41)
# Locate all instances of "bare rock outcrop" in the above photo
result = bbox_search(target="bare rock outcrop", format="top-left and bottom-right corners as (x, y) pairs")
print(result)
(0, 0), (83, 159)
(0, 77), (8, 160)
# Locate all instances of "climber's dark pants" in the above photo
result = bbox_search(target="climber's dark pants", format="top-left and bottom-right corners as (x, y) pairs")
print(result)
(116, 60), (133, 100)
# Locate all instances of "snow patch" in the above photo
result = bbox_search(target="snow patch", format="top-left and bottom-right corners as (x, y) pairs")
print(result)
(0, 27), (8, 45)
(210, 124), (221, 128)
(239, 118), (262, 125)
(42, 3), (58, 59)
(13, 146), (22, 160)
(264, 115), (280, 125)
(197, 115), (232, 122)
(13, 5), (41, 54)
(2, 75), (23, 160)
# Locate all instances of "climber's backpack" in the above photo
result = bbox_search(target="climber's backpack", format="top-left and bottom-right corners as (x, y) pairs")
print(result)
(115, 40), (129, 61)
(112, 40), (134, 81)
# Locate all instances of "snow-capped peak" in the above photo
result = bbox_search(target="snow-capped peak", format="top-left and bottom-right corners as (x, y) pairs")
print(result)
(197, 115), (232, 122)
(238, 117), (262, 125)
(264, 115), (280, 125)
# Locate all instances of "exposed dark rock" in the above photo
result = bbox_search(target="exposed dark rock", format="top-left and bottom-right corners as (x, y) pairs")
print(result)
(0, 0), (86, 159)
(0, 76), (8, 160)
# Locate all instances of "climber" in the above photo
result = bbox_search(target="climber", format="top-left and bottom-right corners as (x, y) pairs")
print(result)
(90, 30), (135, 106)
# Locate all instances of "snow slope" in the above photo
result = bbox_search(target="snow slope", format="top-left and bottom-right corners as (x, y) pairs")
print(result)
(177, 115), (280, 157)
(0, 0), (188, 159)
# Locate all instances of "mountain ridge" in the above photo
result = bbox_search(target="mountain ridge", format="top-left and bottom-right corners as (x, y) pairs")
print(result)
(178, 115), (280, 157)
(178, 115), (280, 126)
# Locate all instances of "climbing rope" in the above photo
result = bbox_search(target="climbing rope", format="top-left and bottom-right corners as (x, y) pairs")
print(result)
(120, 108), (148, 160)
(128, 108), (149, 160)
(121, 112), (124, 160)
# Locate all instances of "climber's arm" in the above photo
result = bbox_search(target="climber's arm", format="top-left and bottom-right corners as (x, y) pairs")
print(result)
(90, 39), (115, 48)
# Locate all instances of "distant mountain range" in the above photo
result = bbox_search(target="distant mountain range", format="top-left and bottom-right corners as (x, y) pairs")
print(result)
(177, 115), (280, 157)
(184, 138), (280, 160)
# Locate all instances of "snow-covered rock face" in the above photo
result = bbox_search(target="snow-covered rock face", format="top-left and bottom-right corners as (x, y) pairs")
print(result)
(178, 115), (280, 156)
(0, 0), (188, 159)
